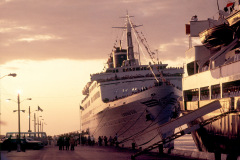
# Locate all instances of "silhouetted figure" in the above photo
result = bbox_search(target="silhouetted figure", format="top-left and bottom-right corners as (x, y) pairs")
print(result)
(90, 135), (94, 146)
(114, 133), (119, 147)
(6, 137), (12, 152)
(98, 136), (102, 146)
(58, 136), (63, 150)
(70, 137), (75, 151)
(109, 136), (113, 146)
(63, 136), (65, 150)
(81, 136), (85, 145)
(21, 138), (26, 152)
(88, 135), (91, 145)
(65, 136), (70, 150)
(104, 136), (108, 146)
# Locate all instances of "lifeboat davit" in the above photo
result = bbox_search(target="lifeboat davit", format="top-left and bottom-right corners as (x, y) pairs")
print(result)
(226, 10), (240, 37)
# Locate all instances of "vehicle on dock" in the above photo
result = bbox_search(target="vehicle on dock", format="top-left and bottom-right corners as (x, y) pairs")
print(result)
(6, 132), (48, 146)
(80, 13), (183, 149)
(0, 137), (44, 150)
(182, 0), (240, 157)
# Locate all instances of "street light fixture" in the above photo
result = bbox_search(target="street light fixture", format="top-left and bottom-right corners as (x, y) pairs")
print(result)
(13, 110), (25, 113)
(7, 93), (31, 152)
(0, 73), (17, 79)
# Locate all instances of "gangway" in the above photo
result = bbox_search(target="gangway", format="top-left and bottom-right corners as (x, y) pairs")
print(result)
(131, 100), (237, 159)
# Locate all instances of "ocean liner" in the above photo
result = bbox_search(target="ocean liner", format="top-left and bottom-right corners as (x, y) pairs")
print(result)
(182, 0), (240, 157)
(80, 14), (183, 148)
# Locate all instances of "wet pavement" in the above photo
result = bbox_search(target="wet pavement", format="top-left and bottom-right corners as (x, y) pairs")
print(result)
(0, 144), (193, 160)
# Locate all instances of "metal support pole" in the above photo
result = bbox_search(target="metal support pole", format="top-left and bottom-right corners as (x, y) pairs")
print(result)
(38, 115), (39, 137)
(40, 121), (41, 132)
(28, 106), (31, 132)
(17, 93), (21, 152)
(34, 113), (36, 132)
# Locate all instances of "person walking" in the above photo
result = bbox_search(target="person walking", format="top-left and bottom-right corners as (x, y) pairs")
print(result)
(87, 135), (91, 146)
(90, 135), (94, 146)
(98, 136), (102, 146)
(109, 136), (113, 146)
(70, 136), (75, 151)
(65, 136), (70, 150)
(104, 136), (108, 146)
(58, 136), (63, 150)
(114, 133), (119, 147)
(6, 136), (12, 152)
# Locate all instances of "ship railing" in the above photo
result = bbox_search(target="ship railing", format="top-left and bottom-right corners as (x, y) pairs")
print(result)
(96, 73), (182, 83)
(91, 67), (183, 76)
(184, 97), (240, 112)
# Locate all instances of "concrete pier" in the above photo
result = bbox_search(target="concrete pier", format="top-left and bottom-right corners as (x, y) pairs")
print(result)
(1, 145), (193, 160)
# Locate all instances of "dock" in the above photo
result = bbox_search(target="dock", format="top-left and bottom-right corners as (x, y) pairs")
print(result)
(0, 143), (234, 160)
(0, 144), (198, 160)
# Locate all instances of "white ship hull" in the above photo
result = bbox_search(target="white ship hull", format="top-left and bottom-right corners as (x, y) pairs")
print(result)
(81, 14), (183, 150)
(82, 84), (181, 148)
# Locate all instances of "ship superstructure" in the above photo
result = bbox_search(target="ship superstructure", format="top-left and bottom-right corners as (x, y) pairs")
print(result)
(182, 1), (240, 156)
(81, 14), (183, 148)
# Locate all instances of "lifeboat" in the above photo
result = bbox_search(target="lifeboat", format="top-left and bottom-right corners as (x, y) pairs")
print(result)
(226, 10), (240, 37)
(199, 23), (234, 49)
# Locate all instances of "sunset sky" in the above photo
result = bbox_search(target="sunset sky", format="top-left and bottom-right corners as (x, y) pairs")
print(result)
(0, 0), (229, 136)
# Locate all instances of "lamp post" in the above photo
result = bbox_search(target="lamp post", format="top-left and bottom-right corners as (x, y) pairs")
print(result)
(7, 93), (31, 152)
(0, 73), (17, 80)
(38, 116), (42, 137)
(0, 73), (17, 137)
(41, 119), (44, 132)
(35, 106), (43, 137)
(33, 113), (36, 132)
(28, 106), (31, 132)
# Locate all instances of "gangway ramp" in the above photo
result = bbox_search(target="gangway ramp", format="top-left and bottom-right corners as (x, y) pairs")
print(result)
(158, 100), (221, 134)
(131, 100), (231, 159)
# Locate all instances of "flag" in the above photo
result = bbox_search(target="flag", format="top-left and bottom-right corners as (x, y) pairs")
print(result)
(226, 2), (234, 7)
(80, 105), (84, 110)
(38, 106), (43, 112)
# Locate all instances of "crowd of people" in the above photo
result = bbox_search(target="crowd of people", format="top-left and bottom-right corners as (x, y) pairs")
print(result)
(57, 134), (119, 150)
(57, 135), (76, 151)
(80, 134), (119, 147)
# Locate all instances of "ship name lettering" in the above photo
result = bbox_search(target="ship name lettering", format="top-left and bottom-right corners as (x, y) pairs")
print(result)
(121, 110), (137, 117)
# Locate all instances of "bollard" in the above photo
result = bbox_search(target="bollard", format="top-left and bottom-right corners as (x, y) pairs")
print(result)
(158, 144), (163, 155)
(132, 143), (135, 150)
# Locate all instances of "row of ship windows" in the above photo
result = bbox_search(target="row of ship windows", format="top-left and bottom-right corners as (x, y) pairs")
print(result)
(89, 82), (97, 94)
(91, 91), (100, 103)
(106, 66), (168, 73)
(83, 91), (100, 110)
(83, 100), (90, 110)
(184, 79), (240, 101)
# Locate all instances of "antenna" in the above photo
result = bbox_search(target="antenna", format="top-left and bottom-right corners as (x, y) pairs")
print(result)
(217, 0), (220, 11)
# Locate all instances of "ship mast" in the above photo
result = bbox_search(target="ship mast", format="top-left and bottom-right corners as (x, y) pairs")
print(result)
(113, 12), (142, 66)
(126, 14), (135, 62)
